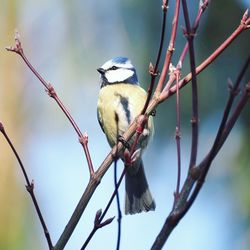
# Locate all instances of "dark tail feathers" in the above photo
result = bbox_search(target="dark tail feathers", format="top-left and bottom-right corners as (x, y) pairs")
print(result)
(125, 161), (155, 215)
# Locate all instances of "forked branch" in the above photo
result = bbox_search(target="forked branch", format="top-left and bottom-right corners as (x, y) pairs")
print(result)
(151, 55), (250, 250)
(6, 33), (95, 177)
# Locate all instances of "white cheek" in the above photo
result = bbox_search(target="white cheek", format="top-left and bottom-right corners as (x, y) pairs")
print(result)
(106, 68), (134, 83)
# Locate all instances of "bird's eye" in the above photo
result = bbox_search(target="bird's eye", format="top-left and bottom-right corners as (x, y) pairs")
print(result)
(110, 66), (118, 70)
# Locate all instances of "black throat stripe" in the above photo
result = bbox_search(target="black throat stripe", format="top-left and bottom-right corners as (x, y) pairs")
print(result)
(119, 95), (131, 124)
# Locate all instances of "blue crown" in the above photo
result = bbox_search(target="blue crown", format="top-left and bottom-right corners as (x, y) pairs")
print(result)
(111, 56), (130, 65)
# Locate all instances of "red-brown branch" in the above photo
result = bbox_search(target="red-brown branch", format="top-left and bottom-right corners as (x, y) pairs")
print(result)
(155, 0), (181, 95)
(6, 32), (95, 177)
(160, 9), (250, 101)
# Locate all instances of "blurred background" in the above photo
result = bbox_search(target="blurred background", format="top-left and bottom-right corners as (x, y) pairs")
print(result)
(0, 0), (249, 249)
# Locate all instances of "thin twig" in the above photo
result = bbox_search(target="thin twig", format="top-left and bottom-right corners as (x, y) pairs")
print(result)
(176, 79), (250, 224)
(79, 133), (95, 177)
(6, 32), (95, 177)
(6, 32), (82, 138)
(171, 55), (250, 241)
(185, 81), (250, 213)
(163, 0), (209, 95)
(141, 0), (169, 115)
(155, 0), (181, 95)
(81, 209), (114, 250)
(114, 157), (122, 250)
(160, 9), (250, 102)
(151, 60), (250, 250)
(136, 0), (169, 183)
(100, 168), (126, 223)
(151, 85), (250, 250)
(114, 112), (122, 250)
(177, 0), (209, 68)
(173, 66), (182, 205)
(81, 113), (125, 249)
(207, 54), (250, 161)
(80, 168), (126, 250)
(181, 0), (199, 169)
(0, 122), (53, 249)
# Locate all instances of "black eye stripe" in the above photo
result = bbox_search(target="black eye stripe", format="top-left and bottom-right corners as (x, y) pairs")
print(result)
(109, 66), (119, 70)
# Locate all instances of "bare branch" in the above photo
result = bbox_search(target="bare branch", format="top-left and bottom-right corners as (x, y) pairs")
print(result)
(181, 0), (199, 169)
(114, 112), (122, 250)
(80, 168), (126, 250)
(5, 32), (94, 174)
(160, 9), (250, 102)
(155, 0), (181, 94)
(79, 132), (95, 177)
(114, 158), (122, 250)
(177, 0), (209, 68)
(173, 66), (182, 205)
(151, 56), (250, 250)
(0, 122), (53, 249)
(185, 80), (250, 214)
(208, 54), (250, 160)
(80, 209), (114, 250)
(141, 0), (169, 115)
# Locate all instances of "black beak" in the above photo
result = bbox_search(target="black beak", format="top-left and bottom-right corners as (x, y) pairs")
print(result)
(97, 68), (105, 75)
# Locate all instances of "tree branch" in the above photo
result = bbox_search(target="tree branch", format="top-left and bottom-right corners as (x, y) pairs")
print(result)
(155, 0), (181, 95)
(151, 56), (250, 250)
(0, 122), (53, 249)
(181, 0), (199, 169)
(6, 32), (95, 177)
(173, 66), (182, 204)
(141, 0), (169, 115)
(160, 9), (250, 102)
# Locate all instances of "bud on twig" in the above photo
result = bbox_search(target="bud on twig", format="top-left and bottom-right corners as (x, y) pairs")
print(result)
(46, 83), (57, 98)
(99, 217), (115, 228)
(227, 78), (241, 96)
(0, 122), (4, 133)
(94, 209), (102, 226)
(162, 0), (169, 12)
(5, 30), (23, 54)
(26, 180), (34, 193)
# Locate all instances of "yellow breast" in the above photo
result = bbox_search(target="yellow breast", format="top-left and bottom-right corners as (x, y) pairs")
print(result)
(97, 83), (153, 147)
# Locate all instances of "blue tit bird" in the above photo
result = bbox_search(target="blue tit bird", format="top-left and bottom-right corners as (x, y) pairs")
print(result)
(97, 56), (155, 215)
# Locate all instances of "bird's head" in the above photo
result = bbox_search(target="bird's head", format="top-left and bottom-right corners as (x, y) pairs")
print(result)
(97, 57), (139, 88)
